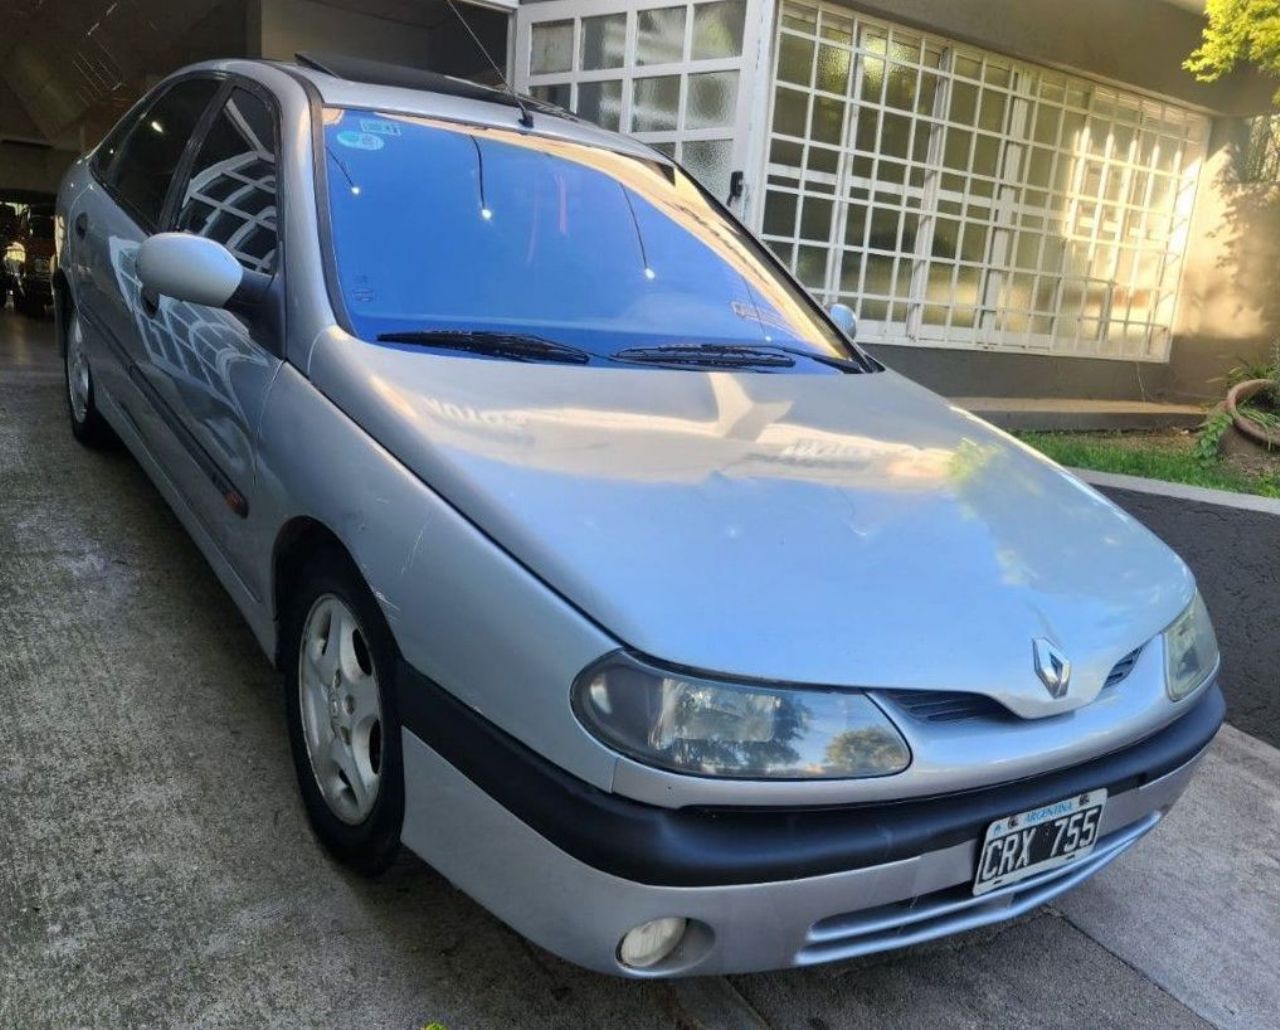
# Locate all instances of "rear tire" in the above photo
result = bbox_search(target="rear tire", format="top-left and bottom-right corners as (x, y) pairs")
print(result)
(62, 303), (118, 449)
(283, 548), (405, 876)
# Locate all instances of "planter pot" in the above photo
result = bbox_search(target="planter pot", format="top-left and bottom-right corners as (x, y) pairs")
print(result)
(1225, 378), (1280, 449)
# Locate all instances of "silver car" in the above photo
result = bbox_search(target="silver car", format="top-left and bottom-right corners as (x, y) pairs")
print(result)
(55, 55), (1223, 978)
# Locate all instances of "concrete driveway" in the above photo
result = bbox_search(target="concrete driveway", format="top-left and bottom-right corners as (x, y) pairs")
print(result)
(1, 307), (1277, 1029)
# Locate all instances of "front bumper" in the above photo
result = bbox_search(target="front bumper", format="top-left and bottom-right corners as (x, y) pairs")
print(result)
(397, 667), (1223, 976)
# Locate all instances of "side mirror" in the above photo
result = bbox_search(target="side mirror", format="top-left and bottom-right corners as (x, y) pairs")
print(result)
(137, 232), (244, 307)
(828, 302), (857, 340)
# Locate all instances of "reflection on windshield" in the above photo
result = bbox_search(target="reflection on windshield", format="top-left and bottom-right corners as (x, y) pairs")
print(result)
(322, 107), (856, 370)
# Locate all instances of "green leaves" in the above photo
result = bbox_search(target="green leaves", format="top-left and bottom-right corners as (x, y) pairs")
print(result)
(1194, 408), (1234, 463)
(1185, 0), (1280, 105)
(1238, 401), (1280, 437)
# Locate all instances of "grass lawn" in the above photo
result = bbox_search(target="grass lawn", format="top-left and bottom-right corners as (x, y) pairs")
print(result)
(1017, 429), (1280, 499)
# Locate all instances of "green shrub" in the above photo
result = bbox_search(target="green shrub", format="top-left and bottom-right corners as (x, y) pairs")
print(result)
(1195, 409), (1234, 463)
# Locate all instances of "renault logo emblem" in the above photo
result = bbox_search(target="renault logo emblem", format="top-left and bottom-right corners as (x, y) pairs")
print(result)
(1033, 638), (1071, 698)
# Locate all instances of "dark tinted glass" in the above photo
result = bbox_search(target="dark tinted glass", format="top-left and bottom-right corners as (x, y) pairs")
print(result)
(176, 88), (279, 274)
(111, 78), (220, 229)
(90, 110), (138, 180)
(28, 216), (54, 238)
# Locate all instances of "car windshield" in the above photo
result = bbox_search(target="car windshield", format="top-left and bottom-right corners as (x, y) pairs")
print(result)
(27, 215), (54, 239)
(322, 108), (862, 372)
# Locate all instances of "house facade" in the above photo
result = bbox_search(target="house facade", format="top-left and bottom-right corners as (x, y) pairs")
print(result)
(513, 0), (1279, 401)
(3, 0), (1275, 401)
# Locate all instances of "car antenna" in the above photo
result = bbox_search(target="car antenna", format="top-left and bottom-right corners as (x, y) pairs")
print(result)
(443, 0), (534, 128)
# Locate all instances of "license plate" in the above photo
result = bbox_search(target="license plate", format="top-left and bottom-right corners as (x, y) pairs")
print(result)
(973, 789), (1108, 895)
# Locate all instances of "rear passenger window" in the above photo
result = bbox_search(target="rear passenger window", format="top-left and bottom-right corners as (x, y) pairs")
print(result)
(110, 78), (221, 230)
(175, 89), (279, 275)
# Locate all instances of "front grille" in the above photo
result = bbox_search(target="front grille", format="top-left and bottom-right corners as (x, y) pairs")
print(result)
(884, 645), (1144, 724)
(796, 813), (1159, 966)
(887, 645), (1145, 723)
(1104, 647), (1143, 689)
(881, 690), (1011, 723)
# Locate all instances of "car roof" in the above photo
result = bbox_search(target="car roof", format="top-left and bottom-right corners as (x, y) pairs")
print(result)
(190, 56), (666, 166)
(296, 52), (550, 117)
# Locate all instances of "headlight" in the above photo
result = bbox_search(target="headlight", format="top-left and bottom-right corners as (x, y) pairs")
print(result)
(1163, 592), (1219, 701)
(572, 654), (911, 779)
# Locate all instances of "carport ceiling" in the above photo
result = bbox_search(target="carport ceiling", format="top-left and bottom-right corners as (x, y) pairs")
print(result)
(0, 0), (509, 147)
(0, 0), (229, 143)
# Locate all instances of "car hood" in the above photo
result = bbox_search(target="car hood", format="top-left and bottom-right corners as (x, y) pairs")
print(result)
(309, 331), (1194, 717)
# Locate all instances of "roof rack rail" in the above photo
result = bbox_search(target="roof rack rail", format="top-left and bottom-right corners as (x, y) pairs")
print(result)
(293, 51), (574, 121)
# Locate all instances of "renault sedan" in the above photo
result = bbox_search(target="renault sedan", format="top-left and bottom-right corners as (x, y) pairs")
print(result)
(54, 54), (1224, 977)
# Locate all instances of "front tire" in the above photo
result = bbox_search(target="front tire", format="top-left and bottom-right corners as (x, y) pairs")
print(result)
(63, 305), (118, 448)
(283, 549), (405, 876)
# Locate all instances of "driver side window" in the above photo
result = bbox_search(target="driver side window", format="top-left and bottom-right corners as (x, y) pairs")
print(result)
(107, 77), (221, 231)
(175, 87), (279, 276)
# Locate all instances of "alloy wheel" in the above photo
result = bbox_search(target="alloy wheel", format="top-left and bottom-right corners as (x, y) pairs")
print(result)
(297, 594), (383, 825)
(66, 312), (90, 423)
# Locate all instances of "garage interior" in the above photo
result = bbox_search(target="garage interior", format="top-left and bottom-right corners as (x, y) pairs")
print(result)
(0, 0), (512, 201)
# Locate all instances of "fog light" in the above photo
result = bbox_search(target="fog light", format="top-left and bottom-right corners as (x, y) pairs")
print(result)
(618, 917), (687, 969)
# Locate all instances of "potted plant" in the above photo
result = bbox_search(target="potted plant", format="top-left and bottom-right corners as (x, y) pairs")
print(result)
(1223, 345), (1280, 450)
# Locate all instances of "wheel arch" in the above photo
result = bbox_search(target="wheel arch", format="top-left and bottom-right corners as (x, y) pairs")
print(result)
(271, 515), (357, 669)
(52, 266), (71, 354)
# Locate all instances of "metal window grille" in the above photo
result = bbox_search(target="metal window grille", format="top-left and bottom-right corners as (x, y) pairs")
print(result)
(1239, 113), (1280, 184)
(760, 0), (1207, 361)
(517, 0), (752, 202)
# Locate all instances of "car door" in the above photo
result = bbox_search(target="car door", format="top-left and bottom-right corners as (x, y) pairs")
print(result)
(134, 83), (285, 598)
(69, 76), (224, 461)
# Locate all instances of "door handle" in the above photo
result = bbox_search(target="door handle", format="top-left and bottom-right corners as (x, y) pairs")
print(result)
(74, 213), (88, 238)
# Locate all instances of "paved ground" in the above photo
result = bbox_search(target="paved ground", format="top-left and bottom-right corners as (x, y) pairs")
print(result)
(1, 306), (1277, 1029)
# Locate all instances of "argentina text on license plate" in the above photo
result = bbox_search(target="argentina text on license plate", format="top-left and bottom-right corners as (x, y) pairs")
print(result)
(973, 789), (1108, 896)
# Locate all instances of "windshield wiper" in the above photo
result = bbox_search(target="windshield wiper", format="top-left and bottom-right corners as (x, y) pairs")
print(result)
(752, 342), (868, 373)
(612, 343), (796, 370)
(375, 330), (592, 365)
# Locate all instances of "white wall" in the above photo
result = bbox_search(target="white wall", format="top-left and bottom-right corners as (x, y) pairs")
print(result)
(1166, 118), (1280, 397)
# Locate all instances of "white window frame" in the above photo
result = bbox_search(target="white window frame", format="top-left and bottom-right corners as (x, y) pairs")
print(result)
(514, 0), (772, 212)
(753, 0), (1208, 362)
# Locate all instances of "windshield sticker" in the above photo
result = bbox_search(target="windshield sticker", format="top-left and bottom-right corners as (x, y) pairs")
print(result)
(731, 299), (793, 334)
(359, 118), (401, 136)
(336, 130), (385, 151)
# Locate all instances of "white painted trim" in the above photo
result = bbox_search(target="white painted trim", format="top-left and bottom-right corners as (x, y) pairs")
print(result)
(515, 0), (768, 207)
(756, 0), (1208, 363)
